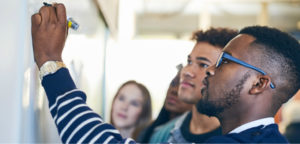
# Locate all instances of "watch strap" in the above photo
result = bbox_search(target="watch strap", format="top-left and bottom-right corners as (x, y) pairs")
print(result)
(39, 61), (66, 80)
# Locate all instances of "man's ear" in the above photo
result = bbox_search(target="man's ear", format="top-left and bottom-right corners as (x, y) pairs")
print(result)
(249, 75), (272, 94)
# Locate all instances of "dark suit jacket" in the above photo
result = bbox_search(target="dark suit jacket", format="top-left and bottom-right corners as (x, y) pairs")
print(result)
(205, 124), (288, 143)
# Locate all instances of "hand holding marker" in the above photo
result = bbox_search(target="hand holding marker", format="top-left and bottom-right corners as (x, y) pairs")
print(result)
(43, 2), (79, 30)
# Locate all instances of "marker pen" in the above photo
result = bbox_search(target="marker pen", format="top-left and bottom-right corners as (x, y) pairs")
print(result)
(43, 2), (79, 30)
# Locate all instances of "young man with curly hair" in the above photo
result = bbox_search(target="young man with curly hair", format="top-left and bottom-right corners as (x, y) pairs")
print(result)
(149, 28), (238, 143)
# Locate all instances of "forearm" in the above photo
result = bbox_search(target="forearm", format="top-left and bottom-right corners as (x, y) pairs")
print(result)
(41, 68), (135, 143)
(31, 3), (134, 143)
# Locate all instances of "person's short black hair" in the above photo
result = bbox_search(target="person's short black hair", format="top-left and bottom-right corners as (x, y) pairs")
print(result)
(240, 26), (300, 109)
(191, 27), (238, 48)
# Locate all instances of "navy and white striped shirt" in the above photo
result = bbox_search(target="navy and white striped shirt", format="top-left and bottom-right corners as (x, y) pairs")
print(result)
(42, 68), (136, 144)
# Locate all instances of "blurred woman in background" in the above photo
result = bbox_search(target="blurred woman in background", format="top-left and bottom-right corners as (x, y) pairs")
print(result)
(138, 65), (193, 142)
(110, 80), (152, 140)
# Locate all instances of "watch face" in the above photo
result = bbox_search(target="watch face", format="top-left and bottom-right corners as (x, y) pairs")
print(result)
(40, 61), (66, 80)
(47, 62), (58, 71)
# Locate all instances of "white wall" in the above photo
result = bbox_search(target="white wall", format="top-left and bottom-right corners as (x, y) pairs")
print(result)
(0, 0), (28, 142)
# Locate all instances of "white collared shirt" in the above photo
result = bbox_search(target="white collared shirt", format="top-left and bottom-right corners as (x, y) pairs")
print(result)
(229, 117), (275, 134)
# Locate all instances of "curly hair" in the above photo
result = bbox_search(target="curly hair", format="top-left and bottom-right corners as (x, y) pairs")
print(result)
(191, 27), (238, 48)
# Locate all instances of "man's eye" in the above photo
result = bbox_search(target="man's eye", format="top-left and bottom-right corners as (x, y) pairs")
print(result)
(223, 59), (229, 64)
(187, 60), (192, 65)
(221, 59), (229, 65)
(198, 63), (209, 68)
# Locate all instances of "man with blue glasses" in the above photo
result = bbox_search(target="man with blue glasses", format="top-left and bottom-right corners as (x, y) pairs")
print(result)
(196, 26), (300, 143)
(216, 52), (275, 89)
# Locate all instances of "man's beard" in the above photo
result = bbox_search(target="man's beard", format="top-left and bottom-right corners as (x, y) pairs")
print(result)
(196, 72), (250, 117)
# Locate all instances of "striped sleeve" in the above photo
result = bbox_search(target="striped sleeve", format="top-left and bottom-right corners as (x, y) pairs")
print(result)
(42, 68), (136, 144)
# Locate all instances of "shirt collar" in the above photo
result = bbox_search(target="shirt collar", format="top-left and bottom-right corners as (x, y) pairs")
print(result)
(229, 117), (275, 134)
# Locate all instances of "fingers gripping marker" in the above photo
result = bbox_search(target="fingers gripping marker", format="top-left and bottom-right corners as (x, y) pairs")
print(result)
(43, 2), (79, 30)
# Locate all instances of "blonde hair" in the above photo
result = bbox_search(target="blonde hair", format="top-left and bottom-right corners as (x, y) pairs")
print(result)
(110, 80), (152, 139)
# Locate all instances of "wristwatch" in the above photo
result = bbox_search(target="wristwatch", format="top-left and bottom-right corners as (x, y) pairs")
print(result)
(39, 61), (66, 80)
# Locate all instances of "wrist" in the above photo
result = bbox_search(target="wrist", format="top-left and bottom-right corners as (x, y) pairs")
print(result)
(39, 61), (66, 81)
(36, 55), (63, 69)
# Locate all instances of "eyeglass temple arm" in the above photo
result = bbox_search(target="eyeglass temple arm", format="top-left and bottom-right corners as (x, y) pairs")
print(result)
(223, 54), (275, 89)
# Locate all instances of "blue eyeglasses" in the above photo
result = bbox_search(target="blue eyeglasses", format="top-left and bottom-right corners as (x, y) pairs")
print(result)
(216, 52), (275, 89)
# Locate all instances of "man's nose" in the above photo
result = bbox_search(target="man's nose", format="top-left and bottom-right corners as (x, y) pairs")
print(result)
(206, 64), (216, 76)
(182, 66), (195, 78)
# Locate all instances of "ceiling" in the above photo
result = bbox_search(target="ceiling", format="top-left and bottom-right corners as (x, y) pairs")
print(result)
(133, 0), (300, 38)
(35, 0), (300, 39)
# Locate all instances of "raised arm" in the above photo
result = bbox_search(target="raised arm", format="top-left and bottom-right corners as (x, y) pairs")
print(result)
(31, 3), (135, 143)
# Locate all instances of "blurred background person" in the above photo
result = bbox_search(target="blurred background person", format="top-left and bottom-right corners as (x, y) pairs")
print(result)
(138, 65), (193, 143)
(110, 80), (152, 140)
(285, 121), (300, 143)
(280, 96), (300, 143)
